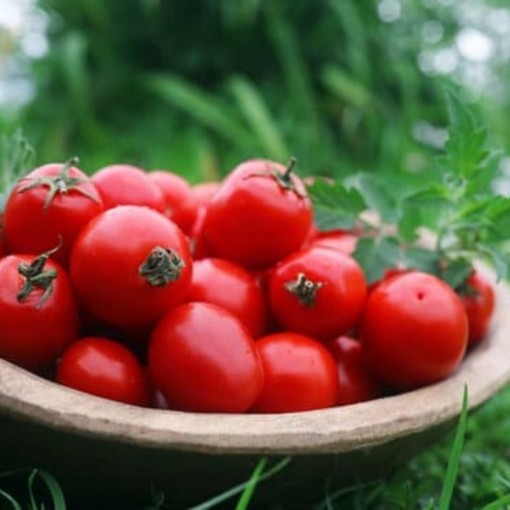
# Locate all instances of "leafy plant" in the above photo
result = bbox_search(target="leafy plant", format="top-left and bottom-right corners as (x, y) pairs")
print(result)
(308, 90), (510, 288)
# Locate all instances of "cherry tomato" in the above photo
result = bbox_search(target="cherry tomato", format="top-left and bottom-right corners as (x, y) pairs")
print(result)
(251, 332), (339, 413)
(56, 337), (149, 406)
(92, 164), (165, 212)
(459, 271), (495, 347)
(0, 251), (79, 372)
(189, 206), (215, 260)
(149, 171), (198, 234)
(149, 302), (263, 413)
(311, 231), (358, 256)
(3, 159), (104, 266)
(327, 336), (380, 406)
(188, 258), (267, 337)
(202, 159), (313, 270)
(268, 246), (367, 340)
(70, 205), (192, 330)
(192, 181), (220, 208)
(360, 271), (468, 390)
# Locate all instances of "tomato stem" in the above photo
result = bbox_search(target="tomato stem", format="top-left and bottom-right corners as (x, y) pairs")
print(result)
(17, 242), (62, 307)
(17, 156), (99, 211)
(139, 246), (185, 287)
(284, 272), (324, 308)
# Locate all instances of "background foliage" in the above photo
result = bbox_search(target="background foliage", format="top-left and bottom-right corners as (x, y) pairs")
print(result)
(1, 0), (510, 184)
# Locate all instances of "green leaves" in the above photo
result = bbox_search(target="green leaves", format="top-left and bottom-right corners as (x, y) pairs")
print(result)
(307, 178), (365, 231)
(308, 90), (510, 286)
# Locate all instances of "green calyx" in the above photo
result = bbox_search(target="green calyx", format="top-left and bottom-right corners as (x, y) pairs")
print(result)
(284, 272), (324, 308)
(17, 156), (99, 211)
(139, 246), (185, 287)
(17, 242), (61, 308)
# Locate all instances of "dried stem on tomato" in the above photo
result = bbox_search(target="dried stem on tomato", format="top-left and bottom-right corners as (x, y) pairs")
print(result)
(285, 272), (324, 308)
(17, 242), (62, 307)
(17, 156), (99, 211)
(140, 246), (185, 287)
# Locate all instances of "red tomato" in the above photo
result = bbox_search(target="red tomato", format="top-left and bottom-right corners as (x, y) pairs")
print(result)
(3, 160), (104, 266)
(188, 258), (267, 337)
(92, 164), (165, 212)
(148, 302), (263, 413)
(460, 271), (495, 347)
(360, 271), (468, 390)
(202, 159), (313, 270)
(192, 181), (220, 208)
(56, 337), (149, 406)
(327, 336), (380, 406)
(268, 246), (367, 340)
(189, 207), (215, 260)
(311, 231), (358, 256)
(70, 205), (192, 330)
(0, 252), (79, 372)
(149, 171), (198, 234)
(251, 332), (339, 413)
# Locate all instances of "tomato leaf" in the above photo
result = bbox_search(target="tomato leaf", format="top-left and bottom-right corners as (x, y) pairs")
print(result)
(307, 178), (366, 231)
(352, 236), (402, 283)
(345, 172), (399, 224)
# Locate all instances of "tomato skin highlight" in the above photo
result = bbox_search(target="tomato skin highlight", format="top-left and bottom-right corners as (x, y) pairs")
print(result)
(327, 336), (380, 406)
(0, 254), (79, 372)
(360, 271), (468, 390)
(149, 171), (198, 235)
(202, 159), (313, 270)
(311, 231), (358, 256)
(460, 271), (495, 347)
(268, 246), (367, 340)
(148, 302), (264, 413)
(3, 163), (104, 267)
(70, 205), (192, 330)
(92, 164), (165, 212)
(188, 258), (267, 338)
(56, 337), (149, 406)
(251, 332), (339, 413)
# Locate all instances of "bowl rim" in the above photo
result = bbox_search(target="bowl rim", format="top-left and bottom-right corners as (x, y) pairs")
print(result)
(0, 269), (508, 455)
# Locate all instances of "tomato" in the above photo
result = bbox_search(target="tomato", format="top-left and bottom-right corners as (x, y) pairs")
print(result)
(311, 231), (358, 256)
(459, 271), (495, 347)
(251, 332), (339, 413)
(192, 181), (220, 208)
(360, 271), (468, 390)
(70, 205), (192, 330)
(148, 302), (263, 413)
(189, 207), (215, 260)
(202, 159), (313, 270)
(92, 164), (165, 212)
(3, 159), (104, 266)
(56, 337), (149, 406)
(188, 258), (267, 337)
(149, 171), (198, 234)
(0, 251), (79, 372)
(327, 336), (380, 406)
(268, 246), (367, 340)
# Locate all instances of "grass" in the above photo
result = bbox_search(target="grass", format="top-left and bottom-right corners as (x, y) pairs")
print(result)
(2, 385), (510, 509)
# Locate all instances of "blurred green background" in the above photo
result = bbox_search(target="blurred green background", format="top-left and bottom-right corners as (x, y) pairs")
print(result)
(0, 0), (509, 185)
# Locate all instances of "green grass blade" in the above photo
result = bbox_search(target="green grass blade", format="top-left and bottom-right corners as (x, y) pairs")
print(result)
(480, 493), (510, 510)
(321, 66), (372, 109)
(28, 469), (66, 510)
(147, 74), (254, 150)
(0, 488), (23, 510)
(263, 2), (319, 134)
(438, 385), (469, 510)
(228, 76), (289, 161)
(190, 457), (290, 510)
(234, 457), (267, 510)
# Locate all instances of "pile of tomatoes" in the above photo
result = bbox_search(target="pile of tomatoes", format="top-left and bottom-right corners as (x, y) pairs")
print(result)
(0, 158), (496, 413)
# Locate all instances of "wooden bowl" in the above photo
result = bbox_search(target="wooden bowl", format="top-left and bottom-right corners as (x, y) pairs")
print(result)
(0, 271), (509, 509)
